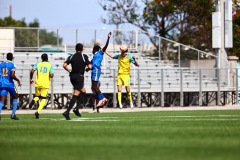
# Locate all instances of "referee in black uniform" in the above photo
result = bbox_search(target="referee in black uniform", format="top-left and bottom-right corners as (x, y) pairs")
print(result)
(62, 43), (92, 120)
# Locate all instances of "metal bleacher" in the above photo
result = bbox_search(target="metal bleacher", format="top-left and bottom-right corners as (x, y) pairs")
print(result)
(5, 51), (237, 109)
(0, 26), (238, 108)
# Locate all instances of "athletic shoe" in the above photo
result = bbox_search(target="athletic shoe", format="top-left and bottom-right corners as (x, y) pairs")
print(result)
(130, 103), (134, 109)
(29, 100), (35, 109)
(96, 98), (108, 107)
(11, 114), (19, 120)
(35, 112), (39, 119)
(73, 108), (81, 117)
(119, 103), (123, 109)
(62, 111), (71, 120)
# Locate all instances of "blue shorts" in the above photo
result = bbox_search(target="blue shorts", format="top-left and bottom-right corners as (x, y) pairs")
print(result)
(91, 69), (101, 82)
(0, 87), (18, 96)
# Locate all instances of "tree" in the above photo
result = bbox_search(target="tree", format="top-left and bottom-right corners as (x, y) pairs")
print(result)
(230, 0), (240, 59)
(99, 0), (214, 59)
(0, 17), (62, 50)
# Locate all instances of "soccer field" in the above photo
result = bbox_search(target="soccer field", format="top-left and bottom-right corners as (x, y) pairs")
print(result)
(0, 110), (240, 160)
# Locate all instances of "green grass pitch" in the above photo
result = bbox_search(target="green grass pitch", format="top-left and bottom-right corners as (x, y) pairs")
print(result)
(0, 110), (240, 160)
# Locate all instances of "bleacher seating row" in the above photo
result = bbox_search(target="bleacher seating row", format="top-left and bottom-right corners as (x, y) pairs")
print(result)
(1, 52), (232, 96)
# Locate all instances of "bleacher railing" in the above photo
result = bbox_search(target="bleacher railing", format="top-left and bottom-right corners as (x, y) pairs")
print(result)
(8, 67), (238, 109)
(0, 27), (226, 69)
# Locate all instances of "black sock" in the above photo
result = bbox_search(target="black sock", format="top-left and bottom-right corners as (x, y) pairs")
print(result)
(66, 95), (78, 113)
(76, 94), (82, 109)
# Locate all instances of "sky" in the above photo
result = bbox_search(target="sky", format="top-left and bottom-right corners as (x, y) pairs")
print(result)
(0, 0), (114, 29)
(0, 0), (142, 46)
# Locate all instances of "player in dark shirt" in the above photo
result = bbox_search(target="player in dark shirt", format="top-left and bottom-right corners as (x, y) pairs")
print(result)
(62, 43), (92, 120)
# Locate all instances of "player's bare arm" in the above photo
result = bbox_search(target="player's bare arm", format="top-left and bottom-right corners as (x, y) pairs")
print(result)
(30, 69), (35, 84)
(63, 63), (71, 73)
(85, 64), (92, 72)
(105, 51), (114, 59)
(11, 71), (21, 86)
(133, 56), (139, 67)
(102, 32), (112, 52)
(50, 73), (54, 78)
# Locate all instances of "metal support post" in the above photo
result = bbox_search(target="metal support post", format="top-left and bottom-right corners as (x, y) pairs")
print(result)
(137, 69), (141, 107)
(199, 69), (202, 106)
(161, 69), (164, 106)
(180, 69), (183, 106)
(217, 68), (221, 105)
(51, 78), (54, 109)
(113, 69), (116, 108)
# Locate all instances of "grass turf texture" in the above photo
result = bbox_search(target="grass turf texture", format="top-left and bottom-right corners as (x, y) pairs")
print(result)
(0, 110), (240, 160)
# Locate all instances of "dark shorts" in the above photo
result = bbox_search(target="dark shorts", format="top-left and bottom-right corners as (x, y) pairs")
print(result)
(70, 74), (84, 91)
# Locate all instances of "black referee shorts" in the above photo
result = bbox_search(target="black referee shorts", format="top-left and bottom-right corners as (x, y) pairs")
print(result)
(70, 74), (84, 91)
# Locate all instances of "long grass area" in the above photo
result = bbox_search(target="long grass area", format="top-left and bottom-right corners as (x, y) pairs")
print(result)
(0, 110), (240, 160)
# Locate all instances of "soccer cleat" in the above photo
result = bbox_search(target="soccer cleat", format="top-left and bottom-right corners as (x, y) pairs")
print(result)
(11, 114), (20, 120)
(35, 112), (39, 119)
(73, 108), (81, 117)
(119, 103), (123, 109)
(130, 103), (134, 109)
(29, 100), (35, 110)
(62, 111), (71, 120)
(96, 98), (108, 107)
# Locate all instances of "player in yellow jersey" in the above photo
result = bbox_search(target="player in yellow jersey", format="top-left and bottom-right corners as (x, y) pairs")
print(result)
(105, 45), (139, 109)
(29, 53), (54, 119)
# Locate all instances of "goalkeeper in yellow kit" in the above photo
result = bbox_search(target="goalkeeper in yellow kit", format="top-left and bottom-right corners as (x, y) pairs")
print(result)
(105, 45), (139, 109)
(29, 53), (54, 119)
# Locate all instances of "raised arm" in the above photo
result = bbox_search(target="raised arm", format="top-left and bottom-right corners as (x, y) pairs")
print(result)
(102, 32), (112, 52)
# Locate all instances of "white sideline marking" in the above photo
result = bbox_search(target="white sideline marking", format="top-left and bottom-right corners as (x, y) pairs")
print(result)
(41, 117), (120, 122)
(159, 115), (240, 118)
(158, 118), (239, 121)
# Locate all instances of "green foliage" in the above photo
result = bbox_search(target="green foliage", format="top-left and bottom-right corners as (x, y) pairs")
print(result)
(0, 17), (62, 49)
(230, 2), (240, 59)
(99, 0), (214, 59)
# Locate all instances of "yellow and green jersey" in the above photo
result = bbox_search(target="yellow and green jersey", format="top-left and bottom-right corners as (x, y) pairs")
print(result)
(33, 61), (54, 89)
(113, 54), (135, 75)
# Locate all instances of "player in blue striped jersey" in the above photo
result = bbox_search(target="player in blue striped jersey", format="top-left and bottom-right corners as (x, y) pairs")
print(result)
(91, 32), (111, 112)
(0, 53), (21, 120)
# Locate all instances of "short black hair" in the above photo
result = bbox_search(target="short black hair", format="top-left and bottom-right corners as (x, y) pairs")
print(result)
(41, 53), (48, 61)
(75, 43), (83, 51)
(6, 52), (13, 60)
(92, 44), (101, 54)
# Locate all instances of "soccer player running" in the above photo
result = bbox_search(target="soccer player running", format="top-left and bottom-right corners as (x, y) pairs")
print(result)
(29, 53), (54, 119)
(0, 53), (21, 120)
(91, 32), (111, 112)
(63, 43), (92, 120)
(105, 45), (139, 109)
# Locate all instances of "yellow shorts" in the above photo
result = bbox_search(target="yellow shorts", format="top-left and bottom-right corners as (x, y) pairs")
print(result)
(117, 74), (130, 86)
(35, 87), (49, 98)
